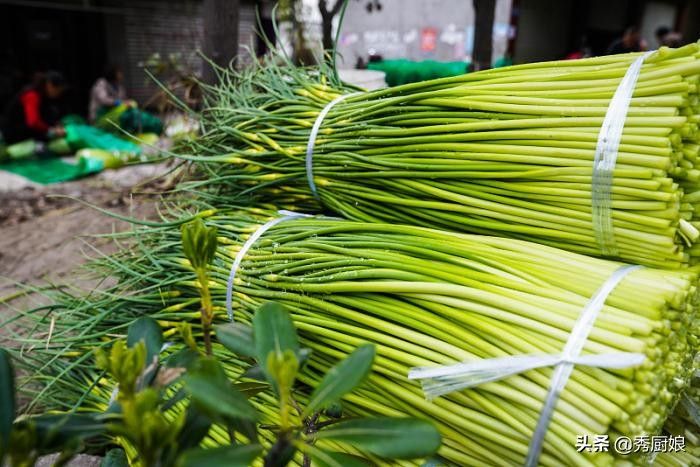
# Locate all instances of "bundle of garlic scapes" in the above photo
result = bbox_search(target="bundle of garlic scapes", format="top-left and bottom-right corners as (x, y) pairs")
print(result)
(21, 208), (699, 466)
(180, 44), (700, 268)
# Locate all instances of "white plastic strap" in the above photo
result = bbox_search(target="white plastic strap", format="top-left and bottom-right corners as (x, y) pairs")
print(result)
(408, 352), (645, 397)
(592, 51), (653, 256)
(305, 93), (359, 198)
(524, 264), (641, 466)
(225, 210), (313, 320)
(408, 264), (643, 466)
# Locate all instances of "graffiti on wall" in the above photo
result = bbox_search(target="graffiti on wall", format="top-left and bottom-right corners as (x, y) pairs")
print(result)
(341, 28), (408, 56)
(420, 27), (437, 52)
(342, 22), (512, 62)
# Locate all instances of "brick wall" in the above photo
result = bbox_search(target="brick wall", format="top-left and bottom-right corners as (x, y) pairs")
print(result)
(103, 0), (256, 105)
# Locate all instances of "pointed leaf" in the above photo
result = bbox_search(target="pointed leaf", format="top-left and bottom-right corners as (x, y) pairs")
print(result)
(253, 302), (299, 369)
(241, 365), (266, 382)
(310, 449), (373, 467)
(233, 381), (268, 398)
(183, 358), (258, 421)
(180, 218), (218, 269)
(165, 348), (200, 370)
(175, 405), (212, 453)
(229, 417), (258, 443)
(32, 413), (108, 449)
(162, 387), (188, 412)
(263, 435), (296, 467)
(161, 406), (207, 467)
(317, 418), (441, 459)
(305, 344), (374, 416)
(215, 323), (255, 357)
(324, 401), (343, 419)
(101, 448), (129, 467)
(0, 349), (14, 462)
(127, 317), (163, 365)
(241, 350), (309, 383)
(178, 444), (262, 467)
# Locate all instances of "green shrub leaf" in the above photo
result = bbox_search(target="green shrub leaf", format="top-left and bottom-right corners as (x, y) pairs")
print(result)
(305, 344), (375, 416)
(252, 302), (298, 383)
(32, 413), (108, 449)
(165, 348), (199, 371)
(178, 444), (262, 467)
(309, 449), (372, 467)
(175, 405), (212, 453)
(215, 323), (255, 357)
(101, 448), (129, 467)
(317, 418), (441, 459)
(183, 358), (257, 422)
(127, 317), (163, 365)
(0, 348), (14, 462)
(181, 218), (218, 270)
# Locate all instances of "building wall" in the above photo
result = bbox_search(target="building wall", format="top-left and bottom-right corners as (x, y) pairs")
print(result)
(640, 1), (678, 48)
(0, 1), (110, 117)
(103, 0), (256, 104)
(585, 0), (631, 32)
(123, 1), (203, 103)
(680, 0), (700, 45)
(335, 0), (513, 66)
(512, 0), (574, 63)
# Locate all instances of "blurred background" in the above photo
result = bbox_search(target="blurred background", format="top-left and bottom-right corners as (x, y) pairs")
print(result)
(0, 0), (699, 123)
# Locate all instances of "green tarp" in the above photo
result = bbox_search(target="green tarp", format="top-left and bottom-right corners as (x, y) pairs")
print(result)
(367, 57), (514, 86)
(65, 124), (141, 155)
(367, 59), (468, 86)
(1, 157), (100, 184)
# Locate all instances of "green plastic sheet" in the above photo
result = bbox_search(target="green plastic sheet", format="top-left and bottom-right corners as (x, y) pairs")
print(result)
(367, 59), (468, 86)
(0, 157), (101, 184)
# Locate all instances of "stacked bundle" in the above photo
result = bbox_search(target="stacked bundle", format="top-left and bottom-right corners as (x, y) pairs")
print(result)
(22, 208), (699, 466)
(11, 44), (700, 467)
(182, 44), (700, 267)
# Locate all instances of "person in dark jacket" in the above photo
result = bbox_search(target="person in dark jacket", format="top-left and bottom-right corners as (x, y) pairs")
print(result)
(656, 26), (671, 47)
(607, 26), (647, 55)
(1, 71), (67, 144)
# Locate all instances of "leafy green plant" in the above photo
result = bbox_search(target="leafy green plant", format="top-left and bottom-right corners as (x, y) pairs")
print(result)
(212, 301), (442, 466)
(0, 349), (110, 467)
(1, 348), (13, 462)
(0, 302), (441, 466)
(180, 218), (218, 355)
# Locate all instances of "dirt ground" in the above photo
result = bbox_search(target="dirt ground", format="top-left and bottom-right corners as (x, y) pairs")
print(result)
(0, 163), (173, 340)
(0, 162), (180, 466)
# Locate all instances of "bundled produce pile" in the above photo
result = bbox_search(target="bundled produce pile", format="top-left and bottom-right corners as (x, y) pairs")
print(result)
(16, 208), (700, 465)
(9, 44), (700, 467)
(181, 43), (700, 268)
(657, 386), (700, 466)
